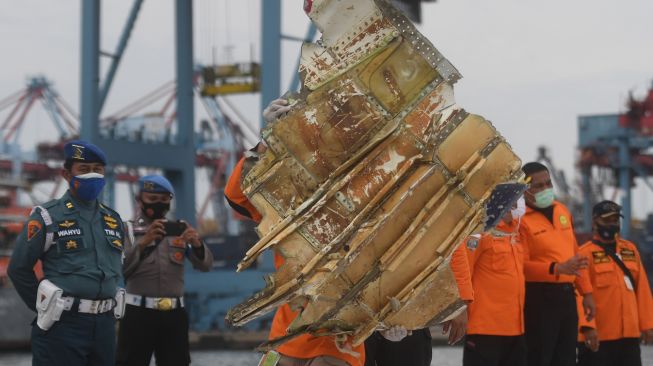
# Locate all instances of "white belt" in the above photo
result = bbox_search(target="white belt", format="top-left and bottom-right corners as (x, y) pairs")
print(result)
(62, 297), (115, 314)
(125, 293), (184, 311)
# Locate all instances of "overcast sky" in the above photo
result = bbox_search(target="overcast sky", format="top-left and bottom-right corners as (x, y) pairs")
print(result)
(0, 0), (652, 218)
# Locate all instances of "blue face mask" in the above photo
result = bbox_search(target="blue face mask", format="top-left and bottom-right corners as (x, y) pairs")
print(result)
(70, 173), (106, 201)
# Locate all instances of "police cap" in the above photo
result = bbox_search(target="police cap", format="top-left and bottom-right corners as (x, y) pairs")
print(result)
(592, 200), (624, 219)
(138, 175), (175, 196)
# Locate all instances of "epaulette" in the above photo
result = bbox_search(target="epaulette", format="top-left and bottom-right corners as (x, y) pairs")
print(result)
(99, 203), (121, 217)
(40, 199), (59, 210)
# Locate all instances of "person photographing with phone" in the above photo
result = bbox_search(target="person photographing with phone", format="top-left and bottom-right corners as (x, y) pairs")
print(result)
(116, 175), (214, 366)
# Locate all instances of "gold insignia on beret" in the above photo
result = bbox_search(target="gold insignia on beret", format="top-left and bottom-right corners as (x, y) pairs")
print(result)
(72, 144), (85, 160)
(143, 181), (155, 190)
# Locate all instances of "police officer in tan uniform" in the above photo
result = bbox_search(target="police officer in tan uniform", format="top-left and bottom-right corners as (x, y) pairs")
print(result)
(116, 175), (213, 366)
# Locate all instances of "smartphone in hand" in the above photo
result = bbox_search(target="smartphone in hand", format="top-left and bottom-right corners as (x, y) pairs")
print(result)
(162, 221), (187, 237)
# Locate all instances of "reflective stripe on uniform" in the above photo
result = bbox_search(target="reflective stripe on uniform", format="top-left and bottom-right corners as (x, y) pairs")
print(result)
(31, 205), (55, 252)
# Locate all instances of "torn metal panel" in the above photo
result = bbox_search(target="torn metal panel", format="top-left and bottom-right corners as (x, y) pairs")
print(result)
(227, 0), (524, 350)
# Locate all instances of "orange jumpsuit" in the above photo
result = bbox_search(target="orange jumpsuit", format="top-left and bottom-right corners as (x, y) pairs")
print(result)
(577, 238), (653, 341)
(451, 244), (474, 303)
(225, 157), (364, 366)
(519, 201), (591, 366)
(465, 221), (525, 336)
(519, 202), (592, 293)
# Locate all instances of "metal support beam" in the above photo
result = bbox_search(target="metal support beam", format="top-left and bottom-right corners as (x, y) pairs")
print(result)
(98, 0), (145, 113)
(41, 88), (69, 138)
(260, 0), (282, 129)
(80, 0), (101, 141)
(618, 136), (632, 239)
(173, 0), (196, 226)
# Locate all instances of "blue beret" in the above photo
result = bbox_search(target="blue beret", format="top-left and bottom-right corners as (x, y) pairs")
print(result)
(139, 175), (175, 196)
(64, 140), (107, 165)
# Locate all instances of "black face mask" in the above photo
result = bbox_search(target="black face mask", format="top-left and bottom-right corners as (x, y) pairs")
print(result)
(141, 201), (170, 220)
(597, 224), (620, 241)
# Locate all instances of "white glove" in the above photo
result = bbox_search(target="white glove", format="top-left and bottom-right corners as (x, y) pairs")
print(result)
(263, 98), (292, 124)
(380, 326), (411, 342)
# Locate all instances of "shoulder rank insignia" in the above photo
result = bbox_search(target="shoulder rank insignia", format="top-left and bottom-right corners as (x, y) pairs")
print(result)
(620, 249), (636, 261)
(27, 220), (43, 241)
(65, 240), (78, 250)
(59, 220), (76, 228)
(466, 237), (479, 251)
(592, 251), (610, 264)
(112, 239), (122, 248)
(103, 215), (117, 223)
(65, 201), (74, 209)
(105, 221), (118, 229)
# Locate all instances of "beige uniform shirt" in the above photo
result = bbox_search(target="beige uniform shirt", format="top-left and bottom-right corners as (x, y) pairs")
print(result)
(123, 217), (214, 297)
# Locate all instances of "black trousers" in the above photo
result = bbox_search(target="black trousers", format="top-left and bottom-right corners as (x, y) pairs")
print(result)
(577, 338), (642, 366)
(462, 334), (527, 366)
(32, 311), (115, 366)
(364, 328), (432, 366)
(524, 282), (578, 366)
(116, 304), (191, 366)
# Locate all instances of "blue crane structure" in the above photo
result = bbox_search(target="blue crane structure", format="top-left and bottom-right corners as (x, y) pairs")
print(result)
(577, 82), (653, 240)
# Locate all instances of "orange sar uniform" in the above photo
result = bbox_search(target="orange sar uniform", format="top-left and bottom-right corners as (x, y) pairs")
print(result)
(519, 201), (592, 366)
(465, 221), (525, 336)
(225, 157), (364, 366)
(460, 220), (527, 366)
(576, 238), (653, 366)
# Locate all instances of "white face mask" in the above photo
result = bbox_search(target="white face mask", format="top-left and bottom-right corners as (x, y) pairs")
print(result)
(75, 172), (104, 179)
(510, 197), (526, 220)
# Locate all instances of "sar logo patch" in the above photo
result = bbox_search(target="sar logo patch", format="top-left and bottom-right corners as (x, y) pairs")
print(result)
(27, 220), (43, 241)
(559, 215), (569, 227)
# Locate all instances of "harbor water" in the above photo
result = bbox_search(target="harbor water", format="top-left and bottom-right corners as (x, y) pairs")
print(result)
(1, 348), (652, 365)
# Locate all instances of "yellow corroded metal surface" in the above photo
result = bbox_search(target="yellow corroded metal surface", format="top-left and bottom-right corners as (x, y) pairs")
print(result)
(227, 0), (523, 349)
